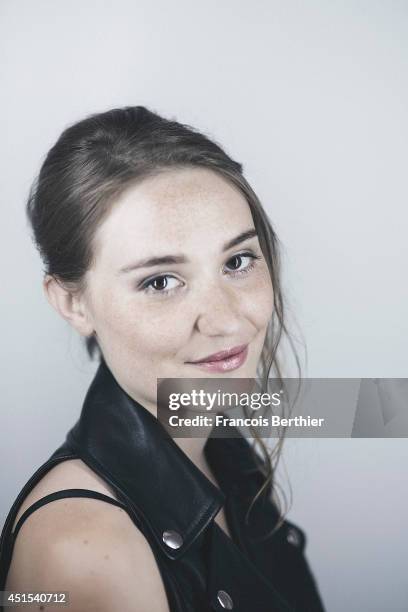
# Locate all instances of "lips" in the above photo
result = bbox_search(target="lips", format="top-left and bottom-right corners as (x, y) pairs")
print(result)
(186, 344), (249, 373)
(187, 344), (248, 364)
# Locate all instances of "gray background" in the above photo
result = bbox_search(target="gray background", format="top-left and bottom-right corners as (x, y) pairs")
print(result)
(1, 1), (407, 610)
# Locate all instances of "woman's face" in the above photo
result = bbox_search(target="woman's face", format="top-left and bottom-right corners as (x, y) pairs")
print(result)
(82, 167), (274, 412)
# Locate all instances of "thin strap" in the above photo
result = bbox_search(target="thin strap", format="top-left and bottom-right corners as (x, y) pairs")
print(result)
(12, 488), (128, 541)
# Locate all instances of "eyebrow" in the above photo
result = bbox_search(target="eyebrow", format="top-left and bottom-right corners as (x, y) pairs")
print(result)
(118, 228), (258, 274)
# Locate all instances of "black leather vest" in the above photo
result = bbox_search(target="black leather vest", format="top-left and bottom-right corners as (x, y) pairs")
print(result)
(0, 360), (326, 612)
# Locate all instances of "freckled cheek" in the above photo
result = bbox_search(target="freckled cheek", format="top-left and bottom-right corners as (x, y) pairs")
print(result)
(100, 296), (190, 356)
(240, 273), (274, 327)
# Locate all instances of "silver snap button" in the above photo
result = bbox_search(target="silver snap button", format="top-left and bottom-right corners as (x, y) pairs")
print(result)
(286, 527), (301, 547)
(162, 530), (183, 549)
(217, 590), (233, 610)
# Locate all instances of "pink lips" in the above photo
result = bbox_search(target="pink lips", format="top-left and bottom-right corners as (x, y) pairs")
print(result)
(186, 344), (249, 373)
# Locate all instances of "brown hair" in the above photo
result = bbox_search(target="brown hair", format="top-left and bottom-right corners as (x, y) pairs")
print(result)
(26, 106), (302, 535)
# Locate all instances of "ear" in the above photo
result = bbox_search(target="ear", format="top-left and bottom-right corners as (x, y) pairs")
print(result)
(43, 275), (94, 337)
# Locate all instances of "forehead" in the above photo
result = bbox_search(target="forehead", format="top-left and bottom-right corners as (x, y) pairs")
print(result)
(93, 167), (254, 264)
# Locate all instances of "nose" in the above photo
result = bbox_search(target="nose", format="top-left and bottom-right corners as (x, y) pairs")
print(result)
(194, 280), (242, 337)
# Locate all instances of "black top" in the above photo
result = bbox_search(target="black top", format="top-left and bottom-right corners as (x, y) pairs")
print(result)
(0, 360), (326, 612)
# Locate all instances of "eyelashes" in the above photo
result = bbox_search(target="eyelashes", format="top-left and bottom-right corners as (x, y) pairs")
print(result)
(139, 251), (262, 298)
(223, 252), (261, 275)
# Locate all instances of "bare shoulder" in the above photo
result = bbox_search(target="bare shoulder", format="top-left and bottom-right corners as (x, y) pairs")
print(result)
(11, 458), (119, 532)
(7, 458), (169, 611)
(6, 488), (170, 612)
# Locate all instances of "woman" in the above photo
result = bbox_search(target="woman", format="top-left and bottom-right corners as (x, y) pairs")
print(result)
(0, 106), (325, 611)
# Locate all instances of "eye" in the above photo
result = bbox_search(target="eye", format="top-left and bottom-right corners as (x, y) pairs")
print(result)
(141, 274), (183, 295)
(224, 251), (261, 275)
(138, 250), (262, 298)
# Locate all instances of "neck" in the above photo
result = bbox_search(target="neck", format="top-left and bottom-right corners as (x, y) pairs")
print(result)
(173, 436), (208, 470)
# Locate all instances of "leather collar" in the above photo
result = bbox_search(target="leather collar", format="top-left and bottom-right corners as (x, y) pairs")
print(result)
(66, 358), (229, 560)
